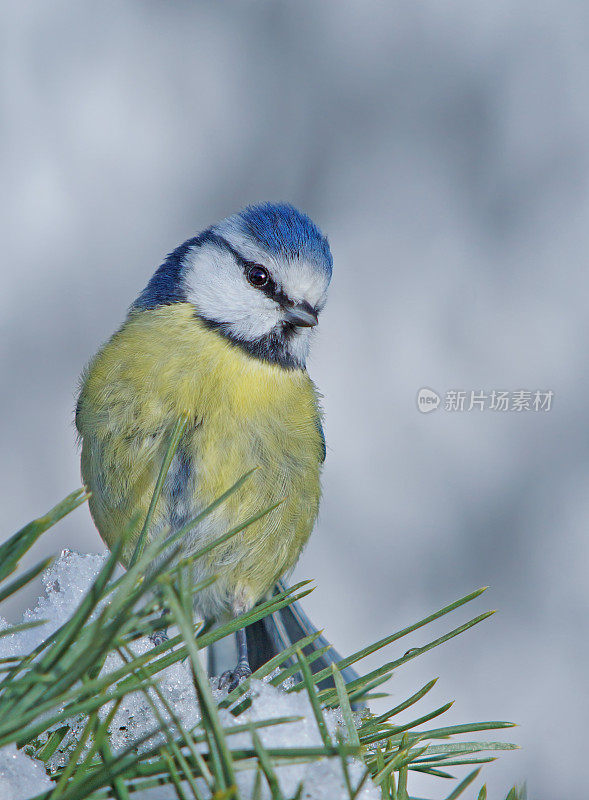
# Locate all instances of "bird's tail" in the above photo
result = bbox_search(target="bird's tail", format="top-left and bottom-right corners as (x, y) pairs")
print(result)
(208, 580), (361, 695)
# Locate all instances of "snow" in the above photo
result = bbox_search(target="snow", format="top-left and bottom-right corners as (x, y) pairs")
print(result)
(0, 550), (107, 658)
(0, 552), (379, 800)
(0, 745), (53, 800)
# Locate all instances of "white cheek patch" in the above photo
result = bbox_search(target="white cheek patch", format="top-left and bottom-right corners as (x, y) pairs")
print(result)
(183, 242), (281, 340)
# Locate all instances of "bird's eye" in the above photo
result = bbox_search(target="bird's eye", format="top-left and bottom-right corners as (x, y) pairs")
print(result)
(246, 265), (270, 288)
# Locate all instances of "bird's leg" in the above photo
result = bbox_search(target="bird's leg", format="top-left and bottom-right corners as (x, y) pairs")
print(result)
(218, 626), (252, 692)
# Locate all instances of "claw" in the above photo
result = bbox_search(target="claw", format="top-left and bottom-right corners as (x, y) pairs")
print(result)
(218, 661), (252, 693)
(149, 629), (169, 648)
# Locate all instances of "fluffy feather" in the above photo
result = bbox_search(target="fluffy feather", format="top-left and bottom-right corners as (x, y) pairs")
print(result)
(76, 303), (324, 618)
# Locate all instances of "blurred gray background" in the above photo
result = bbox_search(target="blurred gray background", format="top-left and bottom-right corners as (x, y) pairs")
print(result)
(1, 2), (587, 798)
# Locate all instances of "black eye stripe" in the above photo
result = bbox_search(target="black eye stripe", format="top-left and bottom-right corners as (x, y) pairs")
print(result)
(207, 232), (292, 304)
(205, 231), (318, 316)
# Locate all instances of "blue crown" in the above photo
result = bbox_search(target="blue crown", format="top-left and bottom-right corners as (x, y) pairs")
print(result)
(238, 202), (333, 276)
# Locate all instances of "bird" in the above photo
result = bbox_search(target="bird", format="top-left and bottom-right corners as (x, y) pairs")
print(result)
(75, 202), (349, 691)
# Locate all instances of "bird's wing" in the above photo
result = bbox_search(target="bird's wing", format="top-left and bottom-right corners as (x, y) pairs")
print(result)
(316, 418), (326, 463)
(76, 371), (184, 560)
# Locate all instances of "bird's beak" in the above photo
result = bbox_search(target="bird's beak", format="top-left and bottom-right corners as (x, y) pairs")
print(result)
(283, 302), (319, 328)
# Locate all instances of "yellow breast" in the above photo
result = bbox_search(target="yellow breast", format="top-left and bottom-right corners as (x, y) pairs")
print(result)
(76, 304), (324, 615)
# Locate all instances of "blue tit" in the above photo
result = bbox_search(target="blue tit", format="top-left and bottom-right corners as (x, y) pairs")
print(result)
(75, 202), (345, 690)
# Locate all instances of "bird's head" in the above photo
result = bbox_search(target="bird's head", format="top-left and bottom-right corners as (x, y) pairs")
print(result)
(135, 202), (333, 368)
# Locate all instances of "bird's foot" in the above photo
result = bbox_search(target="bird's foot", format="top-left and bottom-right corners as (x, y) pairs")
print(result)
(149, 628), (169, 648)
(218, 660), (252, 693)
